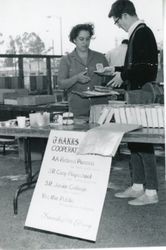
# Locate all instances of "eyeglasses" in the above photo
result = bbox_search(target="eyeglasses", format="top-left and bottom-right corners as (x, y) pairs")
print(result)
(114, 17), (120, 25)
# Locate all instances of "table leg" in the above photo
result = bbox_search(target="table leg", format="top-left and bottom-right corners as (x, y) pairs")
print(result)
(24, 137), (32, 182)
(13, 180), (37, 215)
(13, 137), (39, 215)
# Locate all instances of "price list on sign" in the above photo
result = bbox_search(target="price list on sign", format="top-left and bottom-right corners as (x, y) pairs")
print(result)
(25, 130), (111, 241)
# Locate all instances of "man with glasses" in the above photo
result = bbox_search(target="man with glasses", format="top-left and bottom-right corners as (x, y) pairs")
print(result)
(114, 17), (120, 25)
(103, 0), (159, 206)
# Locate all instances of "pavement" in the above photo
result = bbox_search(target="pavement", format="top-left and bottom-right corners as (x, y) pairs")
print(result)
(0, 144), (165, 250)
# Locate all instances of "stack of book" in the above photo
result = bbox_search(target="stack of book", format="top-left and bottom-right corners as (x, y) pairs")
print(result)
(92, 104), (165, 128)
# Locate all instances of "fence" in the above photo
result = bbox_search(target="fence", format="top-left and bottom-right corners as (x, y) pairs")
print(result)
(0, 54), (62, 95)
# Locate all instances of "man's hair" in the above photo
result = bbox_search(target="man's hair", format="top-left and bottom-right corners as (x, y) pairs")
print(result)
(108, 0), (137, 18)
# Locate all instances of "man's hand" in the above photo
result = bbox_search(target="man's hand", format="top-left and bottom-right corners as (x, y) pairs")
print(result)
(77, 71), (90, 84)
(106, 72), (123, 88)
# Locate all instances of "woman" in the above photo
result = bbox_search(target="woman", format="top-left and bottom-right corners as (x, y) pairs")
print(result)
(57, 23), (109, 118)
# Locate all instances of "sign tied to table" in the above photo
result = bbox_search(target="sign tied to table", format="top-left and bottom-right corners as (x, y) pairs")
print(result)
(25, 130), (112, 241)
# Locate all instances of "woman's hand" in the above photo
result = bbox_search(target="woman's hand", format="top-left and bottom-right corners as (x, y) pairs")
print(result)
(77, 71), (90, 84)
(96, 66), (115, 75)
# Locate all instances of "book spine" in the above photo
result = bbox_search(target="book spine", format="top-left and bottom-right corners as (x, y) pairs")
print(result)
(119, 107), (127, 124)
(114, 107), (121, 123)
(105, 108), (114, 123)
(97, 107), (110, 125)
(145, 107), (153, 127)
(125, 107), (132, 124)
(135, 106), (142, 125)
(140, 107), (148, 127)
(156, 106), (164, 128)
(151, 107), (159, 128)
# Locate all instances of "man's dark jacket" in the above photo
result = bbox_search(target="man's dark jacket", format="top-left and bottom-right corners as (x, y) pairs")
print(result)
(116, 23), (158, 90)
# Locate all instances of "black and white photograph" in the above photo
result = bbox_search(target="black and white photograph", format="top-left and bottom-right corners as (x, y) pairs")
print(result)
(0, 0), (165, 249)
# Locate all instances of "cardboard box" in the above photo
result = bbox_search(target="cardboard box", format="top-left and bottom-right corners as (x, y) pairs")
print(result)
(0, 89), (15, 103)
(0, 89), (28, 103)
(4, 95), (55, 106)
(3, 89), (29, 100)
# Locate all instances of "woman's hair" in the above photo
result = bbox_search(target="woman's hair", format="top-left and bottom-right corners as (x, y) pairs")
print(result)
(69, 23), (94, 43)
(108, 0), (137, 18)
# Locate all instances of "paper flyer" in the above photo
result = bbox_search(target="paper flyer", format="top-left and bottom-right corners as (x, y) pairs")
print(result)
(25, 130), (112, 241)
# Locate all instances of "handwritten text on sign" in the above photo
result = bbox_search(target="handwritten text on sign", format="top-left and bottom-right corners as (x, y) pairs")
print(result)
(25, 130), (111, 241)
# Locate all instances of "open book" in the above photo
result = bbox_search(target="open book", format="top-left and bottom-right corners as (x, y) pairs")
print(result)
(77, 123), (141, 157)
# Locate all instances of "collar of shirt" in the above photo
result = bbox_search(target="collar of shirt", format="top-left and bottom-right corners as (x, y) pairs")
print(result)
(70, 48), (92, 58)
(128, 20), (145, 38)
(70, 48), (93, 65)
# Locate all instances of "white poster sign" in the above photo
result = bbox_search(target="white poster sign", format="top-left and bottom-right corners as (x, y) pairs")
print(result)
(25, 130), (112, 241)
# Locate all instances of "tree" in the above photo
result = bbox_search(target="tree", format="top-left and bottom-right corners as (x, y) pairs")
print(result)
(14, 32), (46, 54)
(0, 33), (5, 66)
(0, 33), (4, 45)
(4, 35), (16, 67)
(4, 32), (50, 55)
(4, 32), (50, 67)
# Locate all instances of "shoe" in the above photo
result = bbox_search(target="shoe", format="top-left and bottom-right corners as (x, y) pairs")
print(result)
(128, 193), (158, 206)
(114, 187), (144, 198)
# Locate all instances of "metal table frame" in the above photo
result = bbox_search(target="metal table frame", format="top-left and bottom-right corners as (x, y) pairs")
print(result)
(0, 124), (164, 214)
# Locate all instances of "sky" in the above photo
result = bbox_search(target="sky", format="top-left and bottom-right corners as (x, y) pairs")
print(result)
(0, 0), (164, 55)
